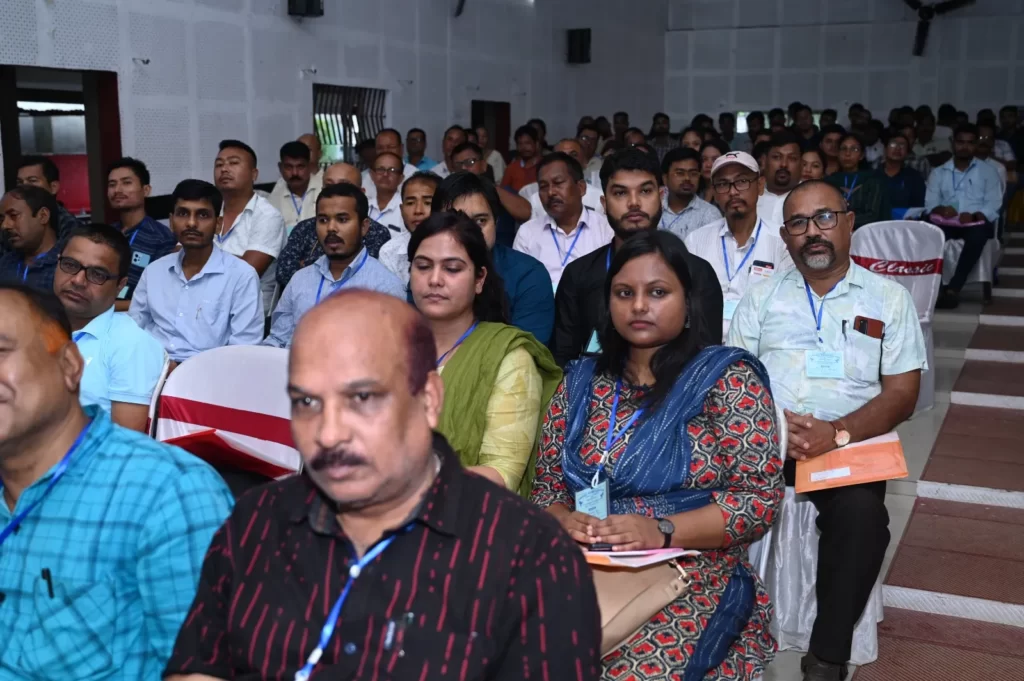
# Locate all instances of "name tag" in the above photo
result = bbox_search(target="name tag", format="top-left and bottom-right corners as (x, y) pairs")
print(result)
(131, 251), (151, 268)
(575, 479), (609, 520)
(750, 260), (775, 279)
(806, 350), (845, 379)
(585, 329), (602, 354)
(723, 299), (739, 320)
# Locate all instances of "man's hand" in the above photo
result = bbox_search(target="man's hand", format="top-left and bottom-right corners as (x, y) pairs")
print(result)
(971, 212), (987, 223)
(590, 514), (663, 551)
(934, 206), (958, 219)
(958, 212), (976, 224)
(784, 409), (837, 460)
(549, 505), (602, 545)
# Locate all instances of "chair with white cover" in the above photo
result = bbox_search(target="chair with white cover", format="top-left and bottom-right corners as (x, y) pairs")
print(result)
(154, 345), (299, 495)
(747, 401), (787, 580)
(146, 353), (172, 438)
(851, 220), (944, 413)
(941, 238), (1000, 301)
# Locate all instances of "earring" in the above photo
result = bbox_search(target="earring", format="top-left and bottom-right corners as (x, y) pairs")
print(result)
(684, 314), (691, 329)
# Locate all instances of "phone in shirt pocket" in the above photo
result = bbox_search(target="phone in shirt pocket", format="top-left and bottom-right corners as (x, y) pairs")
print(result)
(844, 316), (884, 383)
(749, 259), (775, 279)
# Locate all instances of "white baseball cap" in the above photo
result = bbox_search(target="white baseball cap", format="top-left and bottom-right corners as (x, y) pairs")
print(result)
(711, 151), (760, 178)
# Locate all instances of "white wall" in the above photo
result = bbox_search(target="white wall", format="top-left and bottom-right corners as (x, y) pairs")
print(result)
(664, 0), (1024, 126)
(0, 0), (668, 194)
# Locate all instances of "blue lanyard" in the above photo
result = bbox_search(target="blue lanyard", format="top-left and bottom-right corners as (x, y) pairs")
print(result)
(127, 230), (139, 247)
(294, 530), (407, 681)
(722, 220), (762, 282)
(952, 164), (973, 194)
(842, 174), (858, 199)
(0, 424), (89, 549)
(804, 279), (843, 344)
(436, 322), (478, 367)
(290, 191), (306, 219)
(72, 331), (86, 342)
(549, 223), (585, 267)
(18, 263), (28, 282)
(605, 247), (612, 271)
(314, 250), (369, 304)
(605, 380), (644, 453)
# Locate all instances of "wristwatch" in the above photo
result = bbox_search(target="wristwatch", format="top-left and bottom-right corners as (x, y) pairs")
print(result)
(831, 420), (851, 448)
(656, 518), (675, 549)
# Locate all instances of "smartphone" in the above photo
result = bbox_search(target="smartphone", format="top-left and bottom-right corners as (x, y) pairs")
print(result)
(853, 315), (885, 340)
(588, 543), (615, 551)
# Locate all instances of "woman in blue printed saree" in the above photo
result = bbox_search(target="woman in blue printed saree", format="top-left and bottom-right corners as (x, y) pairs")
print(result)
(530, 231), (784, 680)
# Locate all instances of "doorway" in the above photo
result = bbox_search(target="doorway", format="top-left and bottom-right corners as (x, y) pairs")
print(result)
(471, 100), (511, 159)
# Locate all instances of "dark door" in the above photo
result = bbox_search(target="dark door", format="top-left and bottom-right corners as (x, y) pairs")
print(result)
(471, 100), (511, 160)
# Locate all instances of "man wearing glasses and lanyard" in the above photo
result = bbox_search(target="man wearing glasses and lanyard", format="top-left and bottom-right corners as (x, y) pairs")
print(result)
(683, 151), (791, 334)
(658, 147), (720, 241)
(728, 180), (925, 681)
(263, 182), (405, 348)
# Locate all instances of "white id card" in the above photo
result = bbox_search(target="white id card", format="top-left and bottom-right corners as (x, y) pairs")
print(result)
(575, 479), (609, 520)
(806, 350), (844, 378)
(750, 264), (774, 279)
(723, 299), (739, 320)
(585, 329), (602, 354)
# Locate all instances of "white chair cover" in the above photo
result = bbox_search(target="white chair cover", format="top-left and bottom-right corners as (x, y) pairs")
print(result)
(154, 345), (300, 473)
(941, 238), (1000, 288)
(747, 403), (787, 580)
(851, 220), (944, 412)
(146, 353), (172, 438)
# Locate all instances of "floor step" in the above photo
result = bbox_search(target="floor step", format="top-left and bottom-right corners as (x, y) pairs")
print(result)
(921, 404), (1024, 491)
(979, 298), (1024, 326)
(851, 608), (1024, 681)
(1002, 253), (1024, 269)
(952, 361), (1024, 408)
(996, 274), (1024, 289)
(965, 326), (1024, 362)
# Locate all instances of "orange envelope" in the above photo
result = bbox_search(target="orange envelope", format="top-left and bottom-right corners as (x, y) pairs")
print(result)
(795, 432), (908, 493)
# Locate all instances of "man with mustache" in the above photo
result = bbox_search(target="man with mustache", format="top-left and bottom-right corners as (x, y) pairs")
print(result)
(129, 180), (264, 363)
(0, 185), (60, 292)
(268, 140), (318, 232)
(728, 181), (925, 681)
(758, 131), (803, 226)
(361, 129), (418, 201)
(550, 148), (723, 366)
(683, 151), (792, 335)
(165, 290), (601, 681)
(512, 152), (612, 290)
(658, 146), (719, 241)
(106, 157), (176, 311)
(263, 183), (404, 348)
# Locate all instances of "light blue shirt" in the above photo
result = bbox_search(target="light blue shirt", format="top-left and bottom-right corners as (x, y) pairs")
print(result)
(263, 250), (406, 348)
(727, 263), (926, 421)
(128, 247), (265, 362)
(74, 306), (166, 411)
(659, 194), (721, 241)
(924, 158), (1002, 222)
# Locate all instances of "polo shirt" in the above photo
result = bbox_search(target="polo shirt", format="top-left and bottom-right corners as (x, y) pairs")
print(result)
(500, 158), (538, 192)
(727, 262), (926, 420)
(114, 216), (177, 300)
(512, 206), (613, 288)
(74, 306), (166, 411)
(264, 251), (406, 348)
(0, 245), (59, 292)
(406, 155), (438, 170)
(0, 407), (233, 681)
(659, 194), (722, 241)
(523, 181), (605, 221)
(367, 191), (404, 233)
(217, 192), (287, 312)
(492, 243), (555, 345)
(924, 158), (1002, 222)
(128, 247), (264, 362)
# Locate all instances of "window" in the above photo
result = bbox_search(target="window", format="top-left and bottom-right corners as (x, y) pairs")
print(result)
(313, 84), (387, 166)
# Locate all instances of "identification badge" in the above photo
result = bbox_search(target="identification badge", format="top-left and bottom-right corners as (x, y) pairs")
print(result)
(750, 260), (775, 279)
(585, 329), (602, 354)
(117, 285), (130, 300)
(723, 299), (739, 320)
(806, 350), (845, 378)
(131, 251), (151, 268)
(575, 479), (610, 520)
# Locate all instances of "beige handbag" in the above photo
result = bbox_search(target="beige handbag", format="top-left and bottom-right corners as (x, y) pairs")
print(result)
(591, 559), (691, 655)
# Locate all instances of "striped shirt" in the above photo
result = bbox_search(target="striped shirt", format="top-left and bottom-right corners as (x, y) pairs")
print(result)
(0, 406), (233, 681)
(114, 215), (178, 300)
(165, 434), (601, 681)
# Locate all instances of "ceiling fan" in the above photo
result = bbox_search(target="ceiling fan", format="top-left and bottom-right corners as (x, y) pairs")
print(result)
(903, 0), (976, 56)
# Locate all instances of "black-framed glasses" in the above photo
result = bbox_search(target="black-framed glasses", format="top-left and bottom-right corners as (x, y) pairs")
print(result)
(58, 256), (119, 285)
(454, 157), (481, 169)
(712, 177), (754, 194)
(373, 166), (403, 175)
(783, 210), (850, 236)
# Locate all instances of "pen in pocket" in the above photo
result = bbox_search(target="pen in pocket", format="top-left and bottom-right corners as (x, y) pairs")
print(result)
(41, 568), (54, 598)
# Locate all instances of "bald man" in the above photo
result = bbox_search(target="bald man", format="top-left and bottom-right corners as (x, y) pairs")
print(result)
(165, 291), (601, 681)
(0, 283), (232, 679)
(275, 162), (394, 289)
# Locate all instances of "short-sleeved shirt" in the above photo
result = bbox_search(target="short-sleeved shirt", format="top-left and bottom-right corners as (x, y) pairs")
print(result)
(367, 190), (404, 233)
(378, 229), (412, 286)
(74, 306), (167, 411)
(217, 192), (287, 311)
(114, 216), (178, 301)
(659, 194), (722, 241)
(275, 217), (391, 290)
(523, 181), (605, 221)
(500, 158), (539, 192)
(0, 406), (233, 681)
(726, 262), (927, 421)
(0, 244), (59, 292)
(512, 206), (614, 288)
(263, 251), (406, 348)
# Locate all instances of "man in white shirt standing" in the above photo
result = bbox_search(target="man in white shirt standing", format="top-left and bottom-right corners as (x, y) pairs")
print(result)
(430, 125), (468, 178)
(658, 146), (720, 241)
(367, 151), (406, 233)
(758, 131), (803, 227)
(362, 129), (418, 201)
(475, 125), (506, 182)
(213, 139), (287, 313)
(685, 150), (792, 334)
(267, 140), (319, 233)
(513, 152), (612, 290)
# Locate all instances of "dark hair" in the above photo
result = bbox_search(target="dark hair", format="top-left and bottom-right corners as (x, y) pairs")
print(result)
(599, 147), (661, 191)
(838, 131), (864, 150)
(719, 111), (736, 122)
(999, 105), (1018, 116)
(690, 114), (713, 130)
(432, 171), (501, 220)
(768, 130), (803, 152)
(407, 127), (426, 138)
(443, 124), (467, 139)
(280, 140), (311, 162)
(172, 179), (223, 215)
(624, 126), (647, 140)
(819, 124), (847, 138)
(822, 108), (838, 118)
(883, 129), (908, 145)
(795, 103), (813, 115)
(653, 112), (669, 122)
(514, 125), (539, 142)
(6, 185), (59, 230)
(578, 122), (600, 137)
(0, 283), (71, 339)
(401, 171), (441, 199)
(537, 152), (584, 183)
(699, 138), (730, 159)
(802, 146), (827, 168)
(954, 123), (979, 139)
(752, 141), (772, 162)
(849, 102), (865, 113)
(768, 108), (786, 120)
(377, 128), (402, 145)
(219, 139), (258, 167)
(316, 182), (369, 222)
(527, 118), (547, 134)
(661, 146), (700, 174)
(596, 230), (705, 411)
(937, 103), (957, 119)
(746, 110), (765, 123)
(788, 101), (803, 115)
(613, 111), (629, 120)
(404, 311), (436, 395)
(17, 155), (60, 183)
(61, 223), (133, 279)
(355, 139), (376, 155)
(106, 157), (150, 186)
(407, 211), (508, 324)
(451, 141), (482, 158)
(915, 110), (936, 124)
(869, 119), (885, 133)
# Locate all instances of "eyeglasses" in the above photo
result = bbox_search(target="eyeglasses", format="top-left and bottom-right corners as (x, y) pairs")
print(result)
(839, 145), (862, 154)
(712, 177), (755, 194)
(887, 141), (908, 149)
(373, 166), (403, 175)
(454, 157), (480, 169)
(58, 256), (119, 285)
(782, 210), (850, 236)
(578, 134), (598, 143)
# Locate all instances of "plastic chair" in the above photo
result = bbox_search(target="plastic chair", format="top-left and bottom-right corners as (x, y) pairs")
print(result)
(146, 353), (172, 438)
(851, 220), (944, 412)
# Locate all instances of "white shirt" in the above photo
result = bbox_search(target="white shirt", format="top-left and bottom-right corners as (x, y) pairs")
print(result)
(684, 217), (793, 334)
(513, 206), (613, 288)
(368, 191), (404, 233)
(584, 156), (604, 187)
(486, 149), (506, 182)
(268, 180), (320, 233)
(865, 141), (885, 166)
(914, 135), (952, 158)
(982, 156), (1008, 195)
(993, 139), (1016, 163)
(218, 192), (287, 313)
(755, 190), (788, 228)
(522, 182), (605, 221)
(430, 161), (452, 178)
(362, 162), (418, 200)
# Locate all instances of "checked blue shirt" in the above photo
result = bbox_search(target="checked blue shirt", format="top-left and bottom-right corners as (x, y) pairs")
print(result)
(0, 407), (233, 680)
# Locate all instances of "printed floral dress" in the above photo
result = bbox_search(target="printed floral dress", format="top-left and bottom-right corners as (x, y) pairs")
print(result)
(530, 360), (784, 680)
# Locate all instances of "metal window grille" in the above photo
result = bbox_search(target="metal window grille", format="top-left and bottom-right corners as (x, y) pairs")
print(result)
(313, 83), (386, 167)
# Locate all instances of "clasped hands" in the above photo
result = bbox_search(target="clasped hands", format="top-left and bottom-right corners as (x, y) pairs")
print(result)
(932, 206), (986, 224)
(783, 409), (837, 461)
(557, 510), (663, 552)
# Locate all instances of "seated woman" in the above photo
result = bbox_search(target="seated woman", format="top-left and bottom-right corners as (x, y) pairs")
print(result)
(801, 147), (827, 182)
(699, 138), (730, 209)
(530, 230), (784, 680)
(409, 211), (561, 494)
(825, 132), (891, 230)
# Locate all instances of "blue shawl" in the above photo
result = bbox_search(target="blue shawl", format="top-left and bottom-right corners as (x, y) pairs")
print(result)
(561, 345), (771, 517)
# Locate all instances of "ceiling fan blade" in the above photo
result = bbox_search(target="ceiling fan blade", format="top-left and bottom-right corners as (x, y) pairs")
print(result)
(912, 19), (931, 57)
(934, 0), (976, 15)
(903, 0), (923, 11)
